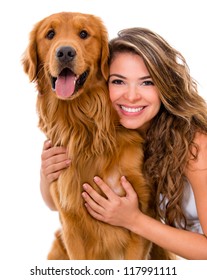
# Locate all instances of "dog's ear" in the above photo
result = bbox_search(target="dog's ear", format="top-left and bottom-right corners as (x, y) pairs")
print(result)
(22, 24), (39, 82)
(100, 23), (109, 81)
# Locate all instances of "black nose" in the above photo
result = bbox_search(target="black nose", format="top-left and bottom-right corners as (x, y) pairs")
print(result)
(56, 46), (76, 63)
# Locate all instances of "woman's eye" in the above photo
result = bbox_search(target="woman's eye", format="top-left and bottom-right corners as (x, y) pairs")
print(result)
(110, 79), (124, 85)
(142, 80), (154, 86)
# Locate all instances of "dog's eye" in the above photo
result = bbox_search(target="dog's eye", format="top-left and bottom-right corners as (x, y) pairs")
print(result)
(46, 29), (55, 40)
(79, 30), (88, 39)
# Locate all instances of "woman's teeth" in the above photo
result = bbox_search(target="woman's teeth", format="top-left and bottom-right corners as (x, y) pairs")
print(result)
(120, 105), (144, 113)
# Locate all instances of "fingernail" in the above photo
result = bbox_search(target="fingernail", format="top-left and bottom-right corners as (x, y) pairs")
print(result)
(82, 192), (86, 198)
(66, 159), (71, 165)
(93, 176), (100, 183)
(83, 184), (87, 190)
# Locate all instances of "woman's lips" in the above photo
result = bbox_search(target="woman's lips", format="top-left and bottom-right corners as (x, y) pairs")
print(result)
(119, 105), (145, 114)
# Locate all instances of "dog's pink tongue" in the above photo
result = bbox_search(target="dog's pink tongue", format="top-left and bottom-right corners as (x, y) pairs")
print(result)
(55, 73), (76, 99)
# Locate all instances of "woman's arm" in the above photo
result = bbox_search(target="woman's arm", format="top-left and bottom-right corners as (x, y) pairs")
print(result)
(185, 132), (207, 237)
(40, 140), (70, 210)
(82, 176), (207, 260)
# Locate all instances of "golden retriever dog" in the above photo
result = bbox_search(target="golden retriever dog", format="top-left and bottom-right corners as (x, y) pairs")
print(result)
(22, 12), (172, 260)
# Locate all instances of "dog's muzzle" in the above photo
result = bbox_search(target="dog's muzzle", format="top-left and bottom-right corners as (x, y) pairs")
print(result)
(51, 46), (89, 99)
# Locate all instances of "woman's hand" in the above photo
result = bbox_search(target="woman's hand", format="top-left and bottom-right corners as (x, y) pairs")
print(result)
(82, 176), (141, 229)
(40, 139), (70, 210)
(41, 140), (71, 183)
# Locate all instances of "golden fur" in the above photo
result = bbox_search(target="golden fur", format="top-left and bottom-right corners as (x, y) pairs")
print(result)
(22, 12), (172, 260)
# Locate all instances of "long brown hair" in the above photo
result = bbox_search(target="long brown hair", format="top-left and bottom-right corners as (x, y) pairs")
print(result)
(109, 27), (207, 228)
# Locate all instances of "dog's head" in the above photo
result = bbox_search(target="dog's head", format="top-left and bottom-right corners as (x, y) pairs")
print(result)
(22, 12), (109, 100)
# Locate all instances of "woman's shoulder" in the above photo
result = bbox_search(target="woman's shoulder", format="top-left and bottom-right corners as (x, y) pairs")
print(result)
(185, 132), (207, 235)
(185, 131), (207, 189)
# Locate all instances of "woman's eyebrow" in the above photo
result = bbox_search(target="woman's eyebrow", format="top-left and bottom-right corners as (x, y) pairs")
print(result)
(108, 74), (152, 80)
(139, 75), (152, 80)
(108, 74), (126, 79)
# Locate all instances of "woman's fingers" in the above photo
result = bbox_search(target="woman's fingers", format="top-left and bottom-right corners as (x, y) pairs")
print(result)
(82, 189), (104, 212)
(41, 140), (70, 181)
(42, 139), (52, 151)
(82, 185), (110, 223)
(82, 183), (108, 208)
(84, 202), (105, 222)
(42, 154), (71, 179)
(82, 177), (138, 226)
(42, 145), (68, 161)
(46, 169), (64, 183)
(44, 154), (70, 171)
(93, 176), (119, 201)
(121, 176), (138, 199)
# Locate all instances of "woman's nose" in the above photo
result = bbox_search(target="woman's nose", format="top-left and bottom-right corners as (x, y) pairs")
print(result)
(124, 85), (141, 102)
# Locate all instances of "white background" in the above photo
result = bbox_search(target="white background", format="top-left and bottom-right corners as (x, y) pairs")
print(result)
(0, 0), (207, 275)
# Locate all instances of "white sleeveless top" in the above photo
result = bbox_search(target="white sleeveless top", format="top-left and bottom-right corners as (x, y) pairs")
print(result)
(160, 180), (203, 233)
(182, 180), (203, 233)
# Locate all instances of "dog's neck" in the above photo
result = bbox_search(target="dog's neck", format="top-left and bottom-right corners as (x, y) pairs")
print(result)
(36, 81), (119, 157)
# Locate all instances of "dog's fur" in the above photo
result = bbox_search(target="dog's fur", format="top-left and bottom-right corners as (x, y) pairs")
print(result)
(22, 12), (173, 260)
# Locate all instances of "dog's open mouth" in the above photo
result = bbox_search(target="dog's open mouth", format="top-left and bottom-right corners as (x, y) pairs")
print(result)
(51, 68), (88, 99)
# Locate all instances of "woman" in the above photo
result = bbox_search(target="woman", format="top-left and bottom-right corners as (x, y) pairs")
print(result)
(40, 27), (207, 259)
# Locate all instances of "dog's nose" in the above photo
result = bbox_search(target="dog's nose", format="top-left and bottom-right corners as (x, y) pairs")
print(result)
(56, 46), (76, 63)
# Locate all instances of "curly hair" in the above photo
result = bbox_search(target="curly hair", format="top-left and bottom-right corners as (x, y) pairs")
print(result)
(109, 27), (207, 228)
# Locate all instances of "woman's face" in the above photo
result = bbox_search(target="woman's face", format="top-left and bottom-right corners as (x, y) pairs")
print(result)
(108, 52), (161, 131)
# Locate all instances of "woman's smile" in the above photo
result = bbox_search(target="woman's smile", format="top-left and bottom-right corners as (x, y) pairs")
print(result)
(119, 104), (146, 114)
(109, 52), (161, 131)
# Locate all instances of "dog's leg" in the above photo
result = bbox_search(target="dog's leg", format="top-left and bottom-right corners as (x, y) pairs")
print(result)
(47, 229), (69, 260)
(124, 233), (152, 260)
(61, 224), (87, 260)
(149, 243), (176, 260)
(50, 183), (87, 259)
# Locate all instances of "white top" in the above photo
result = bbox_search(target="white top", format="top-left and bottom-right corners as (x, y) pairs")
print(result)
(160, 180), (203, 233)
(182, 180), (203, 234)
